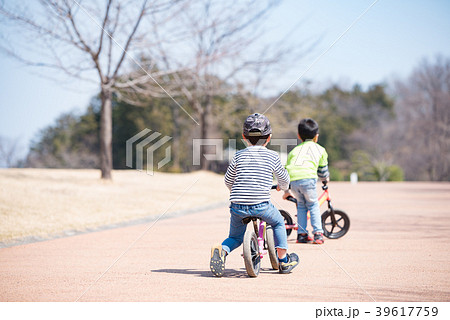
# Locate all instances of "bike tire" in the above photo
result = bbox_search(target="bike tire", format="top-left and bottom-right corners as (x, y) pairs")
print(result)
(266, 226), (279, 270)
(321, 209), (350, 239)
(280, 210), (293, 237)
(243, 225), (261, 277)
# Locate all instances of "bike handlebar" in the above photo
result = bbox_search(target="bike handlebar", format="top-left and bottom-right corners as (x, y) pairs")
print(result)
(272, 179), (329, 201)
(286, 195), (297, 203)
(270, 184), (297, 203)
(271, 180), (328, 190)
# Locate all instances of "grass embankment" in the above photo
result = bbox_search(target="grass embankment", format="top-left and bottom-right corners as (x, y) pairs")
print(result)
(0, 169), (228, 244)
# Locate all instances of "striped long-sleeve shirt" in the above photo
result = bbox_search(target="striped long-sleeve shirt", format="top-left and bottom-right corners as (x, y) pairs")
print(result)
(224, 146), (290, 204)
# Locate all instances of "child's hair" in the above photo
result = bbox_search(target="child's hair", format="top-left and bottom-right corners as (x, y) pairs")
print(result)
(244, 133), (271, 146)
(298, 118), (319, 141)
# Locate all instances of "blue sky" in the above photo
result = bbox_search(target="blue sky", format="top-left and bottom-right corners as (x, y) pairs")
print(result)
(1, 0), (449, 158)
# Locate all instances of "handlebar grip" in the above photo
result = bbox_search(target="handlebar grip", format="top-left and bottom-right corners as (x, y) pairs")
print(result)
(271, 183), (292, 190)
(286, 196), (297, 203)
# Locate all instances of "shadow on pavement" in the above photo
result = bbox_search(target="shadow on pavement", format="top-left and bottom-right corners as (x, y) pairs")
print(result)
(151, 268), (278, 278)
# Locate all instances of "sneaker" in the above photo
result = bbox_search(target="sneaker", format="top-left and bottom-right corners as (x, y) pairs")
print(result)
(210, 244), (226, 277)
(278, 253), (299, 274)
(313, 232), (324, 244)
(296, 233), (312, 243)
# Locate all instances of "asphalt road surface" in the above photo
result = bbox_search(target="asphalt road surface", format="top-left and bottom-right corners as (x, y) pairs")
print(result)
(1, 182), (449, 301)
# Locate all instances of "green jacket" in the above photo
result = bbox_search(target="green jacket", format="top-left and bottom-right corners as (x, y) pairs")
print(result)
(285, 140), (329, 181)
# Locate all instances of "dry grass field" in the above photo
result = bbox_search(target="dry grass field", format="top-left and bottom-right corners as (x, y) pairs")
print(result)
(0, 169), (229, 244)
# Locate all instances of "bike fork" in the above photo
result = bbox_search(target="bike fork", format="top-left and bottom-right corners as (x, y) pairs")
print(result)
(328, 200), (338, 226)
(258, 221), (266, 258)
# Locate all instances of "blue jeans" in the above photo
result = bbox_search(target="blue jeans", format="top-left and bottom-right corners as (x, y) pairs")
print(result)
(221, 201), (288, 254)
(290, 178), (323, 234)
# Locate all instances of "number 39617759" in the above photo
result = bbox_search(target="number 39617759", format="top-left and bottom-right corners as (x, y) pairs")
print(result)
(375, 306), (438, 317)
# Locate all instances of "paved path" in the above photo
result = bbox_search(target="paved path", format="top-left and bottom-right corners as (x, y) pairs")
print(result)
(1, 183), (449, 301)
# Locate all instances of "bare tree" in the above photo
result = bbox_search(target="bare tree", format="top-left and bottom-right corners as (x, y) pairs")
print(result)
(0, 136), (21, 168)
(394, 55), (450, 181)
(117, 0), (307, 170)
(0, 0), (184, 179)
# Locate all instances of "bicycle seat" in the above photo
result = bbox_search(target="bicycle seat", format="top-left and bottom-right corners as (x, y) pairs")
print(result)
(242, 217), (257, 224)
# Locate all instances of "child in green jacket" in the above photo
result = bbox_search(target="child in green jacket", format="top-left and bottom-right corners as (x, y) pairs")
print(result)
(284, 118), (329, 244)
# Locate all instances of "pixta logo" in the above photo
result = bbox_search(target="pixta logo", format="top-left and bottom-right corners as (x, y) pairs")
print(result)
(192, 138), (297, 165)
(126, 129), (172, 175)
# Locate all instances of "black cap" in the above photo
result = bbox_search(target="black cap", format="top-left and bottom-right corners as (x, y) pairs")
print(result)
(243, 113), (272, 136)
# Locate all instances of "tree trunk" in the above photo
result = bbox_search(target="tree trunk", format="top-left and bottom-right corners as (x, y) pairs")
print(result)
(199, 102), (211, 171)
(171, 105), (181, 171)
(100, 86), (113, 179)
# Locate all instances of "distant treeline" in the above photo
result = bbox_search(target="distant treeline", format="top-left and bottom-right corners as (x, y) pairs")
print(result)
(26, 56), (450, 181)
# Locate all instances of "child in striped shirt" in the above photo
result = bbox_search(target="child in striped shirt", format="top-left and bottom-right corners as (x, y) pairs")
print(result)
(210, 113), (299, 277)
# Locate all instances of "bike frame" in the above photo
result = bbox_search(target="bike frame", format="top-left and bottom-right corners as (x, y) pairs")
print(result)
(318, 186), (330, 207)
(253, 219), (268, 258)
(319, 184), (338, 226)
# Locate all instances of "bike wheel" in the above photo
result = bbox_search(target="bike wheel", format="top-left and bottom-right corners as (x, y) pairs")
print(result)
(280, 210), (293, 237)
(243, 225), (261, 277)
(321, 209), (350, 239)
(265, 226), (279, 270)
